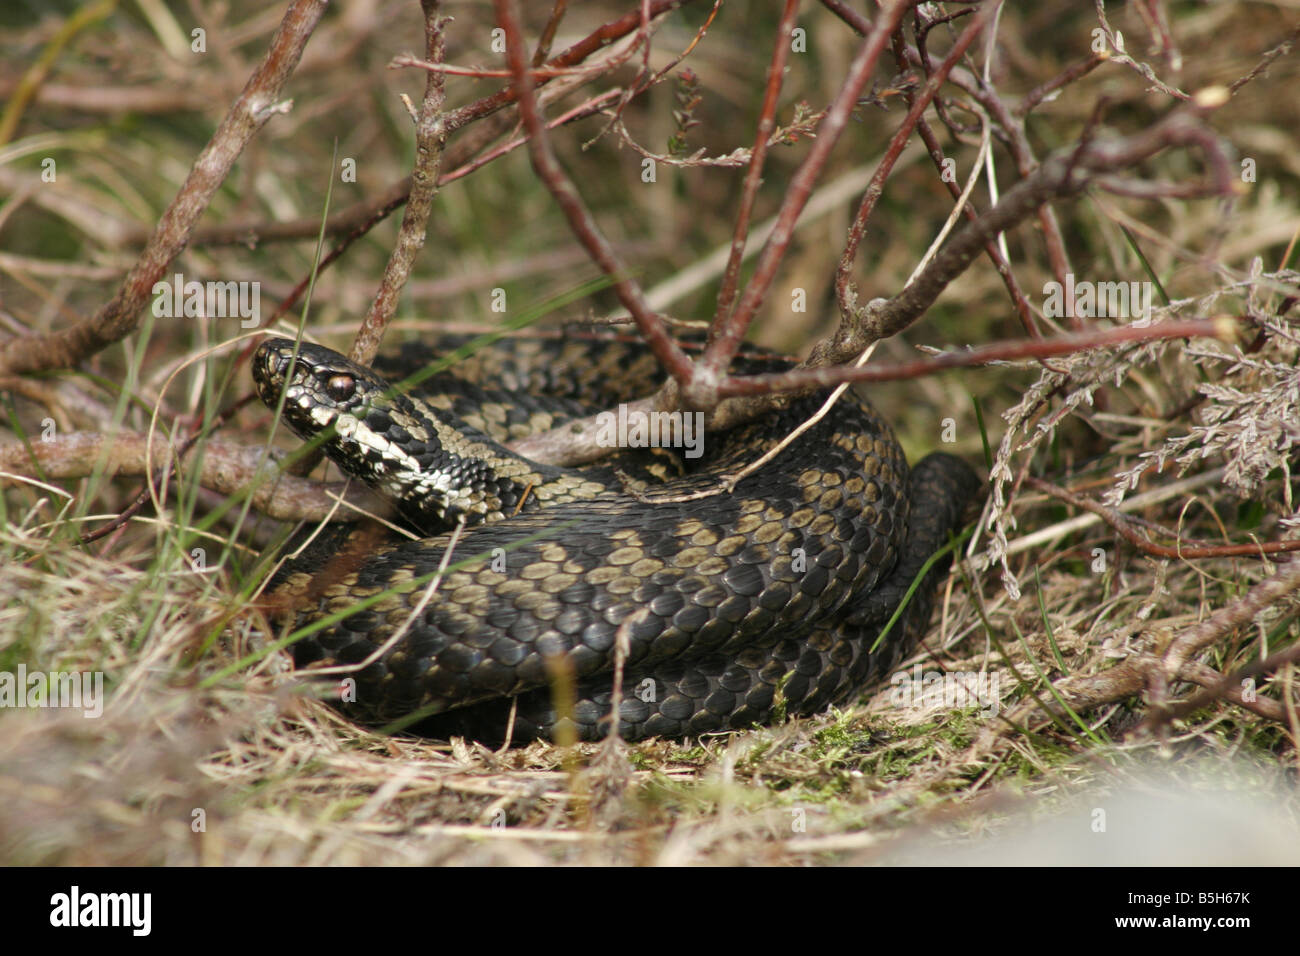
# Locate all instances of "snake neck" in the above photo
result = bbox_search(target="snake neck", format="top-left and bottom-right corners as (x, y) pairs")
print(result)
(348, 398), (565, 531)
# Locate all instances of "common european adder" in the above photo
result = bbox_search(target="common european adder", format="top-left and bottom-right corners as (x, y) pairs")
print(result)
(252, 330), (980, 743)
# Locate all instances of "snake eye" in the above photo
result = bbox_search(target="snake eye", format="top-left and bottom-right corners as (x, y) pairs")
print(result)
(325, 374), (356, 403)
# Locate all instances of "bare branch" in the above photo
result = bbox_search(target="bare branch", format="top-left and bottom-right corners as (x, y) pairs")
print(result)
(0, 432), (383, 524)
(441, 0), (698, 133)
(507, 319), (1230, 468)
(717, 318), (1233, 399)
(1155, 646), (1300, 728)
(1162, 561), (1300, 686)
(856, 108), (1234, 347)
(1093, 0), (1190, 100)
(1026, 474), (1300, 560)
(1227, 22), (1300, 96)
(107, 1), (702, 251)
(0, 0), (329, 376)
(911, 50), (1082, 326)
(969, 565), (1300, 758)
(1016, 54), (1105, 116)
(908, 108), (1040, 339)
(819, 0), (870, 35)
(532, 1), (570, 66)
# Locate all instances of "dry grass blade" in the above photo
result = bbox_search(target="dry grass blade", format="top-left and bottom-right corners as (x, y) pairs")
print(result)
(0, 1), (1297, 868)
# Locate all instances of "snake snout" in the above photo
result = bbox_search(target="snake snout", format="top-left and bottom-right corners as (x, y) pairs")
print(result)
(252, 337), (295, 385)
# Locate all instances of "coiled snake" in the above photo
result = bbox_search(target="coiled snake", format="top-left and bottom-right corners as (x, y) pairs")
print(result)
(252, 331), (980, 743)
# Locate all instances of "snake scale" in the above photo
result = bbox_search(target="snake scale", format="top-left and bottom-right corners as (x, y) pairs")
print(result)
(252, 330), (980, 743)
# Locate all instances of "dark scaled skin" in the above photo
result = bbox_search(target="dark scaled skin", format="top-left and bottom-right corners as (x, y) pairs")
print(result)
(253, 333), (980, 743)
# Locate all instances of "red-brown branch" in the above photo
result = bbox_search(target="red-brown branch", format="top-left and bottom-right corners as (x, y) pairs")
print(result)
(717, 318), (1232, 397)
(115, 0), (702, 251)
(350, 0), (448, 366)
(852, 108), (1233, 348)
(1016, 54), (1105, 116)
(1027, 474), (1300, 561)
(442, 0), (696, 134)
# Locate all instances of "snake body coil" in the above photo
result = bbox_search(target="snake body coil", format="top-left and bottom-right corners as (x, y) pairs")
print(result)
(252, 332), (979, 743)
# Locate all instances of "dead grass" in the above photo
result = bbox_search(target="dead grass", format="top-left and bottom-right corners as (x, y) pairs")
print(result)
(1, 1), (1298, 865)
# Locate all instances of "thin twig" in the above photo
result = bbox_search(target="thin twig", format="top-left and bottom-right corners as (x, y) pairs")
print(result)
(441, 0), (698, 133)
(968, 565), (1300, 760)
(532, 1), (569, 66)
(577, 0), (721, 146)
(1016, 54), (1105, 116)
(259, 91), (621, 333)
(1176, 659), (1291, 723)
(989, 467), (1224, 563)
(115, 1), (702, 250)
(819, 0), (870, 35)
(907, 47), (1091, 328)
(910, 105), (1039, 338)
(439, 89), (624, 185)
(854, 108), (1232, 348)
(1227, 22), (1300, 96)
(1026, 474), (1300, 560)
(1093, 0), (1190, 100)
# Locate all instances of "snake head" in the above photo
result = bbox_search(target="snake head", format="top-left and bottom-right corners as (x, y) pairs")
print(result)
(251, 336), (540, 532)
(252, 337), (391, 437)
(251, 336), (429, 495)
